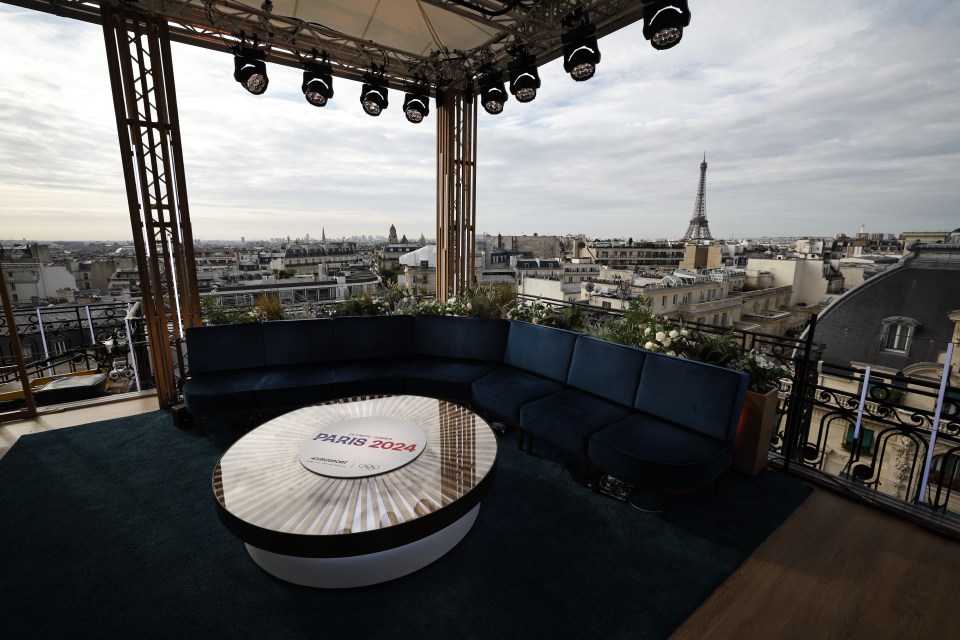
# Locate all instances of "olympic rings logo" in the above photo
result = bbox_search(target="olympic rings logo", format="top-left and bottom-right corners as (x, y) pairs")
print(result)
(358, 464), (381, 471)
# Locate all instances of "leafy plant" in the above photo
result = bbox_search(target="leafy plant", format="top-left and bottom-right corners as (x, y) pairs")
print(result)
(254, 293), (285, 321)
(728, 350), (791, 393)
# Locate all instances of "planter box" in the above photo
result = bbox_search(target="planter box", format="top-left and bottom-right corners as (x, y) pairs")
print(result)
(733, 389), (779, 476)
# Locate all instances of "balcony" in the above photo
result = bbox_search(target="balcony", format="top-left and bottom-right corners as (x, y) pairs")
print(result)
(1, 396), (957, 638)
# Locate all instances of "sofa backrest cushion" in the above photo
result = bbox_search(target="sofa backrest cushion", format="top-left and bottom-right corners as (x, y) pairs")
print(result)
(186, 323), (265, 374)
(634, 353), (748, 441)
(262, 319), (334, 367)
(332, 315), (415, 361)
(567, 337), (646, 406)
(503, 321), (578, 382)
(414, 316), (509, 362)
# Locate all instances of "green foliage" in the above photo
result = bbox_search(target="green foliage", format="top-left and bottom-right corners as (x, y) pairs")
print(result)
(684, 330), (741, 368)
(588, 299), (692, 356)
(728, 350), (791, 393)
(199, 296), (256, 325)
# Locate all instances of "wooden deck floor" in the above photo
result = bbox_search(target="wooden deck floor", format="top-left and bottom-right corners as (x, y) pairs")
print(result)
(4, 398), (959, 638)
(672, 485), (960, 639)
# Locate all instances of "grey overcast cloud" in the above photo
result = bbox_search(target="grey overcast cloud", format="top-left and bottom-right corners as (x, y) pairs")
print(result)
(1, 1), (958, 243)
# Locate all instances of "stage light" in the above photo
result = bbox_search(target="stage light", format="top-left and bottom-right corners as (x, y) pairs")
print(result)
(509, 54), (540, 103)
(360, 73), (389, 117)
(479, 70), (508, 115)
(561, 23), (600, 81)
(301, 60), (334, 107)
(403, 87), (430, 124)
(233, 47), (268, 95)
(642, 0), (692, 50)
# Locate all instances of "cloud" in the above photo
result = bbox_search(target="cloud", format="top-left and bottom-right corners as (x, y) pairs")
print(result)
(1, 1), (959, 242)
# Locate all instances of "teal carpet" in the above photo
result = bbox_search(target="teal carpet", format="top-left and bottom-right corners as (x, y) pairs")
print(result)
(0, 411), (810, 639)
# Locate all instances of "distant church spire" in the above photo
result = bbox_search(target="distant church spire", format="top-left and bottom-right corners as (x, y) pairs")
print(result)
(683, 153), (714, 242)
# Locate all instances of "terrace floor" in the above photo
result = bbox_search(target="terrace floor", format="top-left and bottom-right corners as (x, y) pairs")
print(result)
(3, 397), (959, 638)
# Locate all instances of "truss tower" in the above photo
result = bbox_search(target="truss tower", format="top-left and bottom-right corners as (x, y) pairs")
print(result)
(683, 154), (714, 242)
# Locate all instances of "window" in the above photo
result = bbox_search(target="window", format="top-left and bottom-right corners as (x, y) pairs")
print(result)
(661, 295), (667, 307)
(880, 316), (921, 354)
(601, 301), (611, 309)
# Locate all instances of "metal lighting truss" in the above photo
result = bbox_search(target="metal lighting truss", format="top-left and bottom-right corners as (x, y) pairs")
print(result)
(100, 1), (203, 408)
(436, 88), (478, 297)
(6, 0), (647, 91)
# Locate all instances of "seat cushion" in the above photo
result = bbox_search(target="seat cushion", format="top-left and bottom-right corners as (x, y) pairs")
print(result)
(334, 359), (411, 398)
(521, 389), (633, 455)
(262, 319), (334, 367)
(183, 369), (263, 416)
(634, 353), (748, 441)
(503, 321), (578, 382)
(332, 316), (415, 361)
(256, 364), (337, 410)
(406, 356), (501, 404)
(567, 336), (645, 406)
(588, 412), (734, 491)
(186, 323), (265, 374)
(471, 366), (566, 424)
(414, 316), (509, 362)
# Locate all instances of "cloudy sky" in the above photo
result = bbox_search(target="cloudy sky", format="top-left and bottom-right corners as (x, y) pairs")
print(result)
(1, 1), (958, 243)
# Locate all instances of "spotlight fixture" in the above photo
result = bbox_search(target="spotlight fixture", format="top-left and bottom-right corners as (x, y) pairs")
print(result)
(478, 69), (508, 115)
(301, 59), (334, 107)
(233, 46), (268, 95)
(642, 0), (692, 50)
(508, 54), (541, 103)
(403, 85), (431, 124)
(360, 72), (389, 117)
(561, 22), (600, 82)
(403, 94), (429, 123)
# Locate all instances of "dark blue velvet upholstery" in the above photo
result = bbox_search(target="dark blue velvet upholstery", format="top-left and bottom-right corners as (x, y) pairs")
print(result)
(334, 359), (411, 398)
(414, 316), (509, 362)
(186, 323), (265, 374)
(502, 321), (578, 382)
(256, 364), (337, 409)
(262, 319), (334, 367)
(332, 316), (415, 361)
(183, 315), (748, 505)
(471, 366), (566, 424)
(521, 389), (633, 454)
(588, 413), (735, 491)
(566, 336), (646, 405)
(406, 357), (501, 404)
(183, 369), (263, 415)
(634, 354), (748, 441)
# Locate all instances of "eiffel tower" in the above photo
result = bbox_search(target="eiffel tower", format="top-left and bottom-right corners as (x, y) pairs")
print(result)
(683, 154), (714, 242)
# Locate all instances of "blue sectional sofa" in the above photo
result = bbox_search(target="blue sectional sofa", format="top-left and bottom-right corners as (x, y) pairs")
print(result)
(183, 315), (749, 505)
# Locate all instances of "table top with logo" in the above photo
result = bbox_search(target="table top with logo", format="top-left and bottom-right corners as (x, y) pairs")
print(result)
(213, 395), (498, 558)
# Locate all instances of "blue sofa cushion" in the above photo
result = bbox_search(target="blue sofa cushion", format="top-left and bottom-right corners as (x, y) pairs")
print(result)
(503, 322), (578, 382)
(186, 323), (265, 374)
(414, 316), (509, 362)
(567, 336), (646, 406)
(256, 364), (337, 410)
(520, 389), (633, 454)
(334, 359), (411, 398)
(472, 366), (566, 424)
(589, 413), (734, 491)
(633, 354), (748, 441)
(406, 356), (501, 404)
(182, 370), (263, 415)
(332, 316), (415, 361)
(262, 319), (333, 367)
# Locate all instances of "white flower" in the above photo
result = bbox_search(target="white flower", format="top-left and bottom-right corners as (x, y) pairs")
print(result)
(644, 327), (652, 335)
(466, 303), (473, 310)
(667, 350), (676, 356)
(669, 329), (679, 339)
(644, 341), (654, 350)
(655, 331), (666, 341)
(680, 329), (689, 337)
(661, 337), (672, 347)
